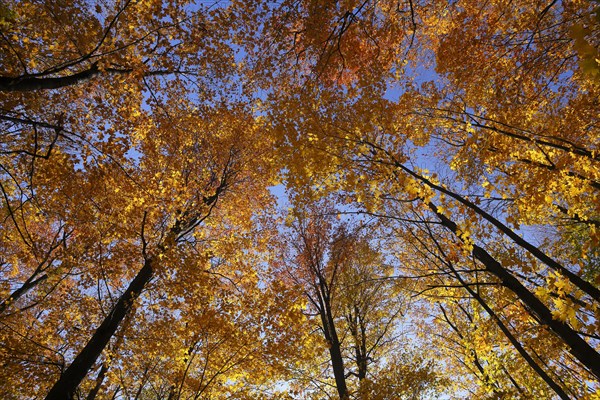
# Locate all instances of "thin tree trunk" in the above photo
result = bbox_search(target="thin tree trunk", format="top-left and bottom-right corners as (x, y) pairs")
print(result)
(365, 140), (600, 302)
(397, 160), (600, 303)
(0, 64), (183, 92)
(85, 363), (109, 400)
(348, 307), (368, 381)
(439, 304), (503, 395)
(0, 273), (47, 315)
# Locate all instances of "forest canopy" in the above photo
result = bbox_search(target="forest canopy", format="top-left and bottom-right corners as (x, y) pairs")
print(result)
(0, 0), (599, 398)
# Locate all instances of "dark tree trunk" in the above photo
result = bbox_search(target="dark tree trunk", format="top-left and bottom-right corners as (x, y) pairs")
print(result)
(439, 304), (504, 395)
(0, 64), (101, 92)
(396, 161), (600, 303)
(44, 258), (154, 400)
(362, 141), (600, 302)
(85, 363), (109, 400)
(443, 255), (571, 399)
(0, 65), (179, 92)
(348, 307), (368, 381)
(316, 288), (348, 399)
(430, 202), (600, 381)
(0, 273), (47, 315)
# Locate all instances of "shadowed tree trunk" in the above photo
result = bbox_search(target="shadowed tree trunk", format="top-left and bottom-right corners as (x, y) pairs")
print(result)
(428, 200), (600, 381)
(315, 281), (349, 399)
(45, 179), (228, 399)
(45, 257), (154, 400)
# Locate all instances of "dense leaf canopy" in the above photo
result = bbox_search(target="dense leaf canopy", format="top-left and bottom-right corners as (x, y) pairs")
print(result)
(0, 0), (599, 398)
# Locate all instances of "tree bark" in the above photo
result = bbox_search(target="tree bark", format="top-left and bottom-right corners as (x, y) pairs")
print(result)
(316, 287), (349, 399)
(0, 65), (182, 92)
(0, 273), (47, 315)
(43, 167), (228, 399)
(364, 141), (600, 302)
(44, 257), (154, 400)
(430, 202), (600, 381)
(438, 304), (504, 396)
(444, 255), (571, 399)
(0, 64), (101, 92)
(397, 161), (600, 303)
(85, 363), (109, 400)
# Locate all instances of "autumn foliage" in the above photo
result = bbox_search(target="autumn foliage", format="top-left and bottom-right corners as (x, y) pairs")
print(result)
(1, 0), (599, 399)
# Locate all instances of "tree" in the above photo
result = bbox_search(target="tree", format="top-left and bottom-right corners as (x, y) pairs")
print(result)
(276, 199), (444, 399)
(1, 2), (290, 397)
(259, 0), (600, 396)
(2, 0), (600, 398)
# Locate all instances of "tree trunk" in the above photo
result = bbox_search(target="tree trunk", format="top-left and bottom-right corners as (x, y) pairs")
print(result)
(0, 64), (101, 92)
(85, 363), (109, 400)
(44, 257), (154, 400)
(316, 288), (348, 399)
(444, 256), (571, 399)
(396, 161), (600, 303)
(430, 202), (600, 381)
(0, 273), (47, 315)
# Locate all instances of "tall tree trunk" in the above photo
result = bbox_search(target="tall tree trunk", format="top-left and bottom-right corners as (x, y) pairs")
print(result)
(0, 273), (47, 315)
(0, 65), (182, 92)
(44, 257), (154, 400)
(348, 306), (368, 381)
(438, 304), (504, 396)
(0, 63), (102, 92)
(430, 202), (600, 381)
(43, 173), (227, 399)
(397, 160), (600, 303)
(85, 363), (109, 400)
(366, 141), (600, 302)
(440, 249), (571, 399)
(316, 288), (348, 399)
